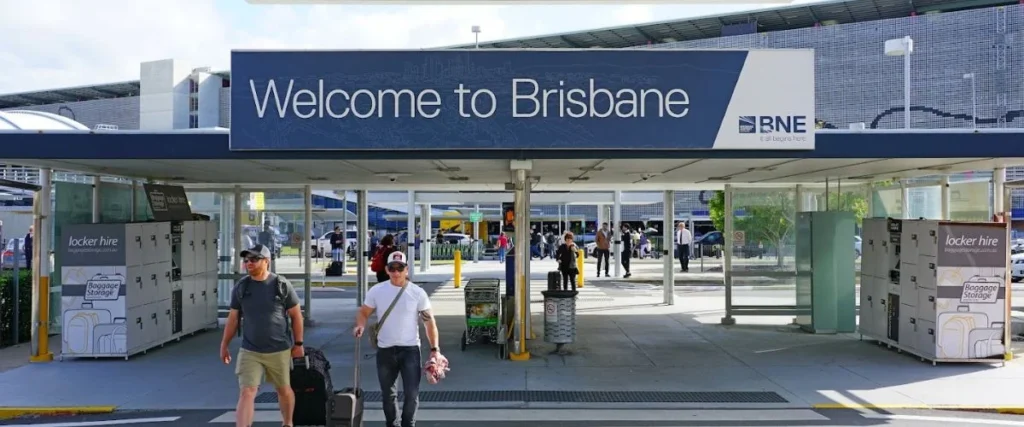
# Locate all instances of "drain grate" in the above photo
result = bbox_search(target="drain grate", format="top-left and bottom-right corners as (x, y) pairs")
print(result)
(256, 390), (786, 404)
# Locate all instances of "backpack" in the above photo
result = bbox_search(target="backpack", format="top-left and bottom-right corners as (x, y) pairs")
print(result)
(371, 246), (390, 272)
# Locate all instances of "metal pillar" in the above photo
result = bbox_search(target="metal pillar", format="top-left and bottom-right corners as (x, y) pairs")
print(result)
(721, 184), (736, 325)
(356, 190), (369, 307)
(303, 185), (313, 324)
(406, 191), (416, 277)
(233, 186), (243, 275)
(613, 190), (622, 278)
(511, 167), (531, 360)
(420, 204), (430, 272)
(940, 176), (951, 220)
(342, 192), (348, 271)
(473, 204), (480, 263)
(523, 180), (533, 337)
(30, 168), (53, 362)
(901, 181), (911, 219)
(995, 167), (1007, 220)
(130, 180), (138, 221)
(662, 190), (675, 305)
(92, 175), (101, 223)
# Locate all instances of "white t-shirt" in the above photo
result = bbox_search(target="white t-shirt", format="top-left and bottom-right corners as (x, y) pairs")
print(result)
(364, 281), (431, 348)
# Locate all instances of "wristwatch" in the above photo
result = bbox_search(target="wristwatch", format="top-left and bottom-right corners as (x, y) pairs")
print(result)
(430, 347), (439, 353)
(294, 341), (304, 347)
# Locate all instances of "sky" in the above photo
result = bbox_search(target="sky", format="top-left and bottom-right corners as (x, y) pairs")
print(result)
(0, 0), (820, 94)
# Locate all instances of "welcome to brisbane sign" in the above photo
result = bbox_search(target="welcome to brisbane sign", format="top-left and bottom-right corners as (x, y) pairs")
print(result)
(229, 49), (815, 151)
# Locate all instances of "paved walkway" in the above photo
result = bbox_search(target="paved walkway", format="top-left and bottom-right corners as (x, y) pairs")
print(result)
(0, 278), (1020, 413)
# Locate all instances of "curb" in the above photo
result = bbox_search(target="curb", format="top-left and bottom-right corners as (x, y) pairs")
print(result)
(0, 406), (117, 420)
(812, 403), (1024, 414)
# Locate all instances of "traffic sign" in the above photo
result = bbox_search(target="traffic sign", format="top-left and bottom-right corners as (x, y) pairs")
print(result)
(733, 231), (745, 245)
(470, 212), (483, 223)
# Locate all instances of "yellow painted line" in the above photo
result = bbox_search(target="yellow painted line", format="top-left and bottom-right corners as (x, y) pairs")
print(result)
(0, 406), (116, 420)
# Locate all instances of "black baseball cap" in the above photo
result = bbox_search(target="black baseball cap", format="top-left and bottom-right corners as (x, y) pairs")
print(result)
(240, 244), (271, 259)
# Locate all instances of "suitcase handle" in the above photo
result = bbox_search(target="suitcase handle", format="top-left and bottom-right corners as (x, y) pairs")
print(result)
(353, 336), (361, 390)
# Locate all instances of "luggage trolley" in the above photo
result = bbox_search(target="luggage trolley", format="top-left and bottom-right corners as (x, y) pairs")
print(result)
(460, 278), (506, 357)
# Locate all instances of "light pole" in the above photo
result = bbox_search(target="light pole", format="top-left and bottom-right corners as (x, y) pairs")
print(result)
(963, 72), (977, 129)
(884, 36), (914, 129)
(472, 25), (481, 49)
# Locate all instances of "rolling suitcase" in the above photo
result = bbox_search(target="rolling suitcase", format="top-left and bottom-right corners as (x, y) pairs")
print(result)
(291, 347), (334, 426)
(326, 261), (345, 277)
(329, 337), (365, 427)
(547, 270), (561, 291)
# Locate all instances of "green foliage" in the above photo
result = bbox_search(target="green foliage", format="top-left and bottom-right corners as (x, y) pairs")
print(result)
(734, 193), (796, 266)
(708, 191), (725, 232)
(0, 269), (33, 346)
(819, 191), (869, 225)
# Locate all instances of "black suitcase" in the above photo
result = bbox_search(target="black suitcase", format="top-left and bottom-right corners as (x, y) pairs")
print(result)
(326, 261), (345, 277)
(328, 336), (364, 427)
(292, 347), (334, 426)
(547, 270), (561, 291)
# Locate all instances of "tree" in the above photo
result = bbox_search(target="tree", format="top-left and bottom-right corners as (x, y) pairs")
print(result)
(708, 191), (725, 232)
(818, 191), (869, 225)
(734, 193), (796, 268)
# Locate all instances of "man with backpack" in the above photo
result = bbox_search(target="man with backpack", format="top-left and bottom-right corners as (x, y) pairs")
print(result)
(220, 244), (304, 427)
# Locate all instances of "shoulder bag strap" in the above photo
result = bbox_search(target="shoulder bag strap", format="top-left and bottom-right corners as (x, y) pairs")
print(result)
(377, 284), (408, 329)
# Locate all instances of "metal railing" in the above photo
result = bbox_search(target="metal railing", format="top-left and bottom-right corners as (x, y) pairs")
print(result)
(0, 165), (132, 187)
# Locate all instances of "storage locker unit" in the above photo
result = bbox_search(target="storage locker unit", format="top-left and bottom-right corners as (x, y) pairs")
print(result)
(858, 219), (1010, 365)
(58, 221), (219, 360)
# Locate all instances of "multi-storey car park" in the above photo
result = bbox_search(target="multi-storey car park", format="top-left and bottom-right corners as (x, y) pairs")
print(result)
(3, 0), (1023, 225)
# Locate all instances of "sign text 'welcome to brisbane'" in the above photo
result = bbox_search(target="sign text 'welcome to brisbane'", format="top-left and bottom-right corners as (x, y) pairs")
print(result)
(228, 50), (815, 151)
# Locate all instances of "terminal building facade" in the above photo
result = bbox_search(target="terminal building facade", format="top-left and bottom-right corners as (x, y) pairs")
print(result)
(2, 0), (1022, 224)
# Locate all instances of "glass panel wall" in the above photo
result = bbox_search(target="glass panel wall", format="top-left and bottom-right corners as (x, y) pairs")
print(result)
(949, 180), (992, 222)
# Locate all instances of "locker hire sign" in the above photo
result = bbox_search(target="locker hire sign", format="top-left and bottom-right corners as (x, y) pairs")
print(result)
(144, 184), (193, 222)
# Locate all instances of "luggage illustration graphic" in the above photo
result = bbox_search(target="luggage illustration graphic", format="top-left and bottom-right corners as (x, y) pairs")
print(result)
(968, 321), (1005, 359)
(93, 317), (128, 354)
(62, 302), (112, 355)
(937, 305), (988, 359)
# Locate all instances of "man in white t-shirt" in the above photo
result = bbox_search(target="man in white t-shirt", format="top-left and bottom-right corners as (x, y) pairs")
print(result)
(353, 251), (440, 427)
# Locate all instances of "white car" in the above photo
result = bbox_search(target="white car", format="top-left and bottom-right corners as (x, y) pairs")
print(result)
(313, 230), (369, 258)
(1012, 253), (1024, 282)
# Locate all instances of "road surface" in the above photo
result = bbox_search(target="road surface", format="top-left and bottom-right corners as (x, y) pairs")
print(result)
(7, 408), (1024, 426)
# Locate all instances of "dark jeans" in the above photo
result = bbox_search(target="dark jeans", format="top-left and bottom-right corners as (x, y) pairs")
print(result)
(560, 269), (577, 290)
(677, 244), (690, 271)
(376, 346), (422, 427)
(621, 250), (631, 274)
(595, 249), (610, 274)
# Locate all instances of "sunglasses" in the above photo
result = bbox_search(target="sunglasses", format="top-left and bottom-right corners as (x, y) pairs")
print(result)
(244, 256), (264, 264)
(386, 264), (406, 272)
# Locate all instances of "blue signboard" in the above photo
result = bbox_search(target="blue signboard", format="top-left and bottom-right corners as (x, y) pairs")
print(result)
(230, 49), (815, 151)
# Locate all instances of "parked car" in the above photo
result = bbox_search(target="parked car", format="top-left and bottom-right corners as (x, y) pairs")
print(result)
(1013, 253), (1024, 282)
(855, 236), (862, 257)
(2, 239), (27, 269)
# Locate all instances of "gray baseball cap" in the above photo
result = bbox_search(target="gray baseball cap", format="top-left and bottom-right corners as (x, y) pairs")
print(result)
(240, 244), (272, 259)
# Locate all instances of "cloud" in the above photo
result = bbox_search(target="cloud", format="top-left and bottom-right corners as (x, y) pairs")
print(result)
(0, 0), (811, 94)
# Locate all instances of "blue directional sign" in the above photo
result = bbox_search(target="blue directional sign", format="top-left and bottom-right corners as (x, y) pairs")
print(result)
(229, 49), (815, 151)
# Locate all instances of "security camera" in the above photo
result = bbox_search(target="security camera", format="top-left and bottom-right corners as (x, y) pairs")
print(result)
(641, 175), (650, 181)
(388, 175), (398, 182)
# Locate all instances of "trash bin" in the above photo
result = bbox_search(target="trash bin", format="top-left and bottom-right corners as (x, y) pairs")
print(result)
(542, 290), (579, 353)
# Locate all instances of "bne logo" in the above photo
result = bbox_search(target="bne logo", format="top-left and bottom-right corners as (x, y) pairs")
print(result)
(738, 116), (808, 134)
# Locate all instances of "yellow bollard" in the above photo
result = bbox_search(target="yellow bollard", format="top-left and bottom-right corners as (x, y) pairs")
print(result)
(453, 249), (462, 288)
(576, 248), (585, 288)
